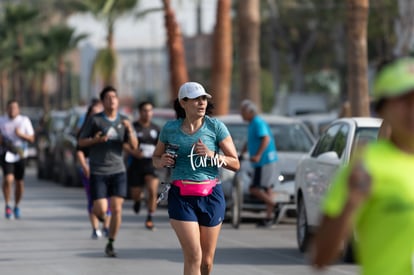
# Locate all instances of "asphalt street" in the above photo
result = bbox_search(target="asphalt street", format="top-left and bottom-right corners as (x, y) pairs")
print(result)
(0, 167), (359, 275)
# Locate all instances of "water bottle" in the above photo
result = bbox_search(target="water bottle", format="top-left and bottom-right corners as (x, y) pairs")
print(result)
(157, 182), (171, 204)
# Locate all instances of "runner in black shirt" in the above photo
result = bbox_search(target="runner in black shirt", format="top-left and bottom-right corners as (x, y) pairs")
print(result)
(125, 101), (160, 230)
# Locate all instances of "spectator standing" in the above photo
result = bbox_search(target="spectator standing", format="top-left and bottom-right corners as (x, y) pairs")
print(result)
(125, 101), (160, 230)
(240, 99), (279, 227)
(78, 86), (138, 257)
(311, 57), (414, 274)
(152, 82), (240, 275)
(0, 100), (35, 219)
(76, 98), (111, 239)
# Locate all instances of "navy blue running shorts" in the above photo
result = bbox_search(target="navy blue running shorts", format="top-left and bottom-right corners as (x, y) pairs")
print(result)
(168, 183), (226, 227)
(90, 172), (127, 200)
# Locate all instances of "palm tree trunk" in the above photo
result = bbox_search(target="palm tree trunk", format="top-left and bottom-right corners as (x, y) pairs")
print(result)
(106, 21), (117, 86)
(162, 0), (189, 103)
(211, 0), (232, 115)
(41, 72), (50, 113)
(0, 71), (9, 113)
(57, 58), (65, 109)
(238, 0), (261, 111)
(346, 0), (370, 116)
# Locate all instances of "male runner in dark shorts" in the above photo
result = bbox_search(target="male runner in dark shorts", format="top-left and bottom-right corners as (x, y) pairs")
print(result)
(78, 86), (138, 257)
(125, 101), (160, 230)
(0, 100), (35, 219)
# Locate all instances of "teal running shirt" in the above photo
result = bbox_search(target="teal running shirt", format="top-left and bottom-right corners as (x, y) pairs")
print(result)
(159, 116), (230, 181)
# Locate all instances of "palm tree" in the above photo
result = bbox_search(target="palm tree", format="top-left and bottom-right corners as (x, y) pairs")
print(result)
(39, 25), (87, 109)
(2, 3), (39, 105)
(162, 0), (189, 102)
(210, 0), (232, 115)
(238, 0), (261, 111)
(77, 0), (138, 86)
(0, 23), (13, 112)
(346, 0), (369, 116)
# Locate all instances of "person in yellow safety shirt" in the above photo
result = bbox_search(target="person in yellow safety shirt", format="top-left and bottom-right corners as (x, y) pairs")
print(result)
(311, 57), (414, 275)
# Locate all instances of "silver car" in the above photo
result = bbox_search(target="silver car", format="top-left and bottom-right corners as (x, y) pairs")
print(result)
(217, 114), (315, 228)
(294, 117), (382, 256)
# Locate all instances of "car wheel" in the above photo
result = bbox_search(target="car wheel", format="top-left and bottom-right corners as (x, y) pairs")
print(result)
(296, 196), (311, 252)
(37, 166), (44, 179)
(231, 178), (242, 229)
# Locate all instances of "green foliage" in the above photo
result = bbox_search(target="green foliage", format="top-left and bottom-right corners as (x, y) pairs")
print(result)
(260, 69), (274, 112)
(92, 48), (117, 84)
(367, 0), (399, 63)
(39, 25), (84, 58)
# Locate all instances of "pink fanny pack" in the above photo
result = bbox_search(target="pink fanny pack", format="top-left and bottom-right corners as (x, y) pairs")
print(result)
(172, 179), (218, 196)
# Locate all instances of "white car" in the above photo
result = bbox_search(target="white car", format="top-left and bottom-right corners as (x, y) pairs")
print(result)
(217, 114), (315, 228)
(294, 117), (382, 254)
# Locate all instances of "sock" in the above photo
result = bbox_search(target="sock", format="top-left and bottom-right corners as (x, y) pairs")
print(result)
(108, 238), (114, 245)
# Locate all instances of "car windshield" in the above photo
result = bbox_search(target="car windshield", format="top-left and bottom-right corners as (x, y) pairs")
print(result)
(52, 115), (67, 131)
(225, 122), (314, 153)
(354, 127), (379, 147)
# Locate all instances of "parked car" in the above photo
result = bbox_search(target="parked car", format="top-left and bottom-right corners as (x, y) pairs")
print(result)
(217, 114), (315, 228)
(294, 117), (382, 255)
(53, 106), (87, 186)
(36, 110), (68, 180)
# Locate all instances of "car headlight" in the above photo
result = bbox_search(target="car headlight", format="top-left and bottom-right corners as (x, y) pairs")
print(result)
(279, 173), (295, 184)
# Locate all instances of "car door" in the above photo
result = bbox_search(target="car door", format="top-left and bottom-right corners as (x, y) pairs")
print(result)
(302, 122), (350, 225)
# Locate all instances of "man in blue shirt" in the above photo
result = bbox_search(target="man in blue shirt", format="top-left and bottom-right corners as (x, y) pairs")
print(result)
(241, 99), (279, 227)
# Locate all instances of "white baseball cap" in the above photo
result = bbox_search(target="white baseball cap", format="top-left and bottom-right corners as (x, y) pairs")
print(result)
(178, 82), (212, 100)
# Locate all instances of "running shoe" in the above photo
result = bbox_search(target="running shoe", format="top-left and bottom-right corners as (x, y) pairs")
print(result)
(5, 205), (12, 219)
(91, 229), (102, 240)
(133, 200), (141, 214)
(145, 216), (155, 230)
(102, 227), (109, 238)
(256, 219), (273, 228)
(105, 243), (117, 257)
(13, 207), (20, 219)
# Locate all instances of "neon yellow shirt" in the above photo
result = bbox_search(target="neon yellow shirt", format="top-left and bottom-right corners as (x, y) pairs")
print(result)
(322, 140), (414, 275)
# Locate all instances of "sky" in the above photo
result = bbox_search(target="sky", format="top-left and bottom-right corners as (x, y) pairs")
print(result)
(67, 0), (218, 49)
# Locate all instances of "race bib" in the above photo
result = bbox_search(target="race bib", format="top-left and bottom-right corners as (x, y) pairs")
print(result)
(140, 144), (155, 158)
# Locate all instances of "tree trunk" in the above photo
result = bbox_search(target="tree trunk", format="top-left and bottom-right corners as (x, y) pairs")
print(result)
(41, 72), (50, 113)
(238, 0), (261, 111)
(290, 61), (305, 93)
(346, 0), (370, 116)
(106, 23), (117, 86)
(57, 57), (65, 109)
(0, 71), (9, 114)
(210, 0), (232, 116)
(163, 0), (189, 104)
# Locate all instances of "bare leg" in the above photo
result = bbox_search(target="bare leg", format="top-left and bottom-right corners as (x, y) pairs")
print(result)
(250, 187), (275, 219)
(200, 224), (222, 275)
(130, 186), (143, 214)
(3, 174), (14, 205)
(108, 196), (124, 240)
(90, 213), (100, 229)
(14, 179), (24, 206)
(170, 219), (202, 275)
(145, 175), (159, 214)
(93, 198), (109, 222)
